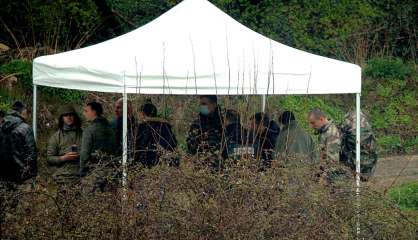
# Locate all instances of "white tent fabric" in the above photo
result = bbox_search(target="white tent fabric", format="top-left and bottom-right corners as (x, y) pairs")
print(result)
(33, 0), (361, 95)
(32, 0), (362, 233)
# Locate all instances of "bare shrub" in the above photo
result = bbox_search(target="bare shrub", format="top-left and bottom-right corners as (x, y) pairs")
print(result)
(1, 154), (417, 239)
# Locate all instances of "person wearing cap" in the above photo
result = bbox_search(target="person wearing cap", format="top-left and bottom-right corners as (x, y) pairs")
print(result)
(47, 105), (82, 185)
(0, 101), (37, 183)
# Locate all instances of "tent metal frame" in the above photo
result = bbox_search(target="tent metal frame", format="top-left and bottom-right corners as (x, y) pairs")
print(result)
(32, 84), (362, 235)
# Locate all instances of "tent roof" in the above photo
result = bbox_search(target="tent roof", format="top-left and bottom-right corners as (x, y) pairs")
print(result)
(33, 0), (361, 95)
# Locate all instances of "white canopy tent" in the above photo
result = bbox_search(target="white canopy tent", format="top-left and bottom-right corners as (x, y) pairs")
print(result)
(32, 0), (362, 230)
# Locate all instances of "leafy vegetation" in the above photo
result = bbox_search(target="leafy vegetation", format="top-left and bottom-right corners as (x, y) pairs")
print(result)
(389, 182), (418, 212)
(0, 60), (86, 104)
(0, 1), (417, 238)
(362, 57), (417, 154)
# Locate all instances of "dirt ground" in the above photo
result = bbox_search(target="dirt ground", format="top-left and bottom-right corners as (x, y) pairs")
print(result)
(369, 154), (418, 189)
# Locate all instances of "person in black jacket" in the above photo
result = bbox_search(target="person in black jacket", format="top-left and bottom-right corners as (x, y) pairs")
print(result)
(134, 101), (177, 167)
(186, 95), (224, 155)
(249, 112), (280, 168)
(223, 109), (253, 160)
(111, 98), (136, 156)
(0, 101), (37, 183)
(0, 109), (5, 124)
(186, 95), (224, 170)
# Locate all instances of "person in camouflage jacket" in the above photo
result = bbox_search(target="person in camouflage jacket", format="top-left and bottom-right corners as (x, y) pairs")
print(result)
(308, 108), (352, 184)
(340, 110), (378, 181)
(47, 105), (82, 185)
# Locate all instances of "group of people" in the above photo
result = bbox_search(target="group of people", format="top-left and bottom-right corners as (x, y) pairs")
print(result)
(0, 95), (377, 191)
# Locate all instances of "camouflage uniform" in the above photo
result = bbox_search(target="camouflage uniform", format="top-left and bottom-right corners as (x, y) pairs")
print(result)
(186, 107), (224, 170)
(47, 107), (82, 185)
(317, 120), (341, 164)
(316, 120), (351, 183)
(340, 111), (378, 180)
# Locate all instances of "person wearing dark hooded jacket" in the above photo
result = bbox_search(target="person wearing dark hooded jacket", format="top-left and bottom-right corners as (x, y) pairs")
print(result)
(250, 112), (280, 168)
(186, 95), (224, 156)
(0, 101), (37, 183)
(47, 105), (82, 184)
(223, 109), (253, 160)
(134, 101), (177, 167)
(275, 111), (316, 163)
(186, 95), (224, 171)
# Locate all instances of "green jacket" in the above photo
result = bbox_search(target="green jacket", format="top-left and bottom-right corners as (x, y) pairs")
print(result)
(275, 120), (316, 162)
(47, 127), (82, 184)
(80, 117), (116, 176)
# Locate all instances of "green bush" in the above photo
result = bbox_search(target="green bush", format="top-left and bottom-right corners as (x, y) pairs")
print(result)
(0, 59), (33, 90)
(389, 182), (418, 212)
(0, 60), (86, 104)
(364, 58), (413, 80)
(268, 96), (344, 132)
(39, 87), (86, 105)
(363, 57), (417, 154)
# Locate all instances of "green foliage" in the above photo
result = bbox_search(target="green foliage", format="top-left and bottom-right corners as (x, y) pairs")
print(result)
(0, 0), (100, 50)
(0, 88), (13, 112)
(0, 60), (33, 90)
(39, 87), (86, 104)
(363, 57), (417, 154)
(268, 96), (344, 131)
(364, 58), (413, 80)
(389, 181), (418, 212)
(0, 60), (86, 104)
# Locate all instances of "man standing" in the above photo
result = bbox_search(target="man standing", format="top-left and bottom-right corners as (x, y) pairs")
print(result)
(340, 111), (378, 181)
(47, 105), (82, 185)
(276, 111), (315, 163)
(249, 112), (280, 169)
(187, 95), (224, 170)
(134, 101), (177, 167)
(308, 108), (350, 184)
(0, 101), (37, 184)
(111, 98), (136, 155)
(80, 101), (116, 191)
(223, 109), (253, 161)
(308, 108), (340, 163)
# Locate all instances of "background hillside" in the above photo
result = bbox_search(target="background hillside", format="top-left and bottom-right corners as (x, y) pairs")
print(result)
(1, 0), (416, 155)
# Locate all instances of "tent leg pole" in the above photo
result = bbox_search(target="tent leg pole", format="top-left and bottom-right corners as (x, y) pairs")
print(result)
(33, 84), (37, 141)
(122, 89), (128, 190)
(262, 95), (266, 112)
(356, 93), (361, 238)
